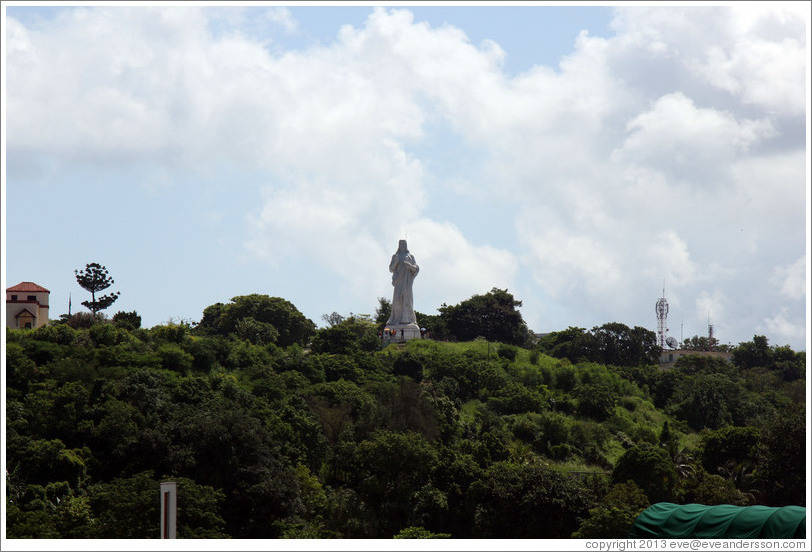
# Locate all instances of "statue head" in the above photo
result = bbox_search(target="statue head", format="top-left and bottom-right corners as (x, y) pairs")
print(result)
(398, 239), (408, 253)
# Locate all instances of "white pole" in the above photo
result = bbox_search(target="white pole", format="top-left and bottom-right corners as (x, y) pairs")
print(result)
(160, 481), (177, 539)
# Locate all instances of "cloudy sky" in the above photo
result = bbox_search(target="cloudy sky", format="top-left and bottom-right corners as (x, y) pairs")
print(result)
(3, 3), (809, 349)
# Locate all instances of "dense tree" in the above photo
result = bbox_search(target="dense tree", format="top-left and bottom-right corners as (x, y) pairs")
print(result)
(573, 481), (650, 538)
(574, 383), (617, 421)
(667, 373), (766, 430)
(682, 334), (726, 352)
(391, 351), (425, 381)
(112, 310), (142, 330)
(733, 335), (772, 370)
(537, 327), (594, 363)
(682, 470), (750, 506)
(539, 323), (658, 367)
(757, 406), (806, 506)
(673, 354), (736, 377)
(470, 462), (594, 538)
(75, 263), (120, 315)
(699, 426), (762, 477)
(345, 430), (439, 537)
(612, 445), (680, 503)
(196, 294), (316, 347)
(592, 323), (660, 367)
(5, 298), (804, 539)
(439, 288), (529, 346)
(311, 316), (379, 355)
(85, 471), (227, 538)
(375, 297), (391, 327)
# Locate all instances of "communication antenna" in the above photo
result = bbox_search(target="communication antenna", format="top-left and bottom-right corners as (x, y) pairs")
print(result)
(707, 310), (714, 351)
(655, 283), (669, 350)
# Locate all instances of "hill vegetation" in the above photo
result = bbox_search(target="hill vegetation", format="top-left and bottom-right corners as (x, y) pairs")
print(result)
(5, 292), (806, 539)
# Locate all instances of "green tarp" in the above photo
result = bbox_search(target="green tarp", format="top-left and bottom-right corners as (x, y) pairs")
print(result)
(628, 503), (806, 539)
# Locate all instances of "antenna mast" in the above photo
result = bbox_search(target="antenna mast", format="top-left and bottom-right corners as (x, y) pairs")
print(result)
(655, 284), (669, 350)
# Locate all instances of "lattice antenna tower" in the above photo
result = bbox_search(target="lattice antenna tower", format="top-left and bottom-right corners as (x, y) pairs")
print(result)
(707, 310), (714, 352)
(655, 284), (669, 350)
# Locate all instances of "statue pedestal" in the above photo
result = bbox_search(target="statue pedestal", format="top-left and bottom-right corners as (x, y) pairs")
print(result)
(384, 323), (421, 343)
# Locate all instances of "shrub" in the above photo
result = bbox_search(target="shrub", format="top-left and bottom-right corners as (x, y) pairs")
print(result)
(573, 481), (650, 538)
(31, 324), (77, 345)
(497, 344), (518, 362)
(574, 383), (617, 421)
(149, 323), (187, 345)
(63, 312), (107, 329)
(394, 526), (450, 539)
(157, 343), (193, 373)
(612, 445), (679, 503)
(112, 311), (141, 330)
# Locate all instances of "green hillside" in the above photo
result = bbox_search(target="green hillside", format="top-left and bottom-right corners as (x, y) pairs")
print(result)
(5, 295), (806, 539)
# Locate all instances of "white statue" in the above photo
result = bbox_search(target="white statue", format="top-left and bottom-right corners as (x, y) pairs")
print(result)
(387, 239), (419, 326)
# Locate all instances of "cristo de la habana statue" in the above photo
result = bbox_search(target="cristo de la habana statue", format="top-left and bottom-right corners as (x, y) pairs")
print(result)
(384, 239), (421, 341)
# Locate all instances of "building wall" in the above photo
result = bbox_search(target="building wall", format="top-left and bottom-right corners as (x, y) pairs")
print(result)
(6, 290), (50, 329)
(658, 349), (733, 370)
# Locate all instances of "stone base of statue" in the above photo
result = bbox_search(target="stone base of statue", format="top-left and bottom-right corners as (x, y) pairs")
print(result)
(383, 323), (421, 343)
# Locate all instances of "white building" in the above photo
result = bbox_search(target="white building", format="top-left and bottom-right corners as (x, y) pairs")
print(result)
(6, 282), (50, 329)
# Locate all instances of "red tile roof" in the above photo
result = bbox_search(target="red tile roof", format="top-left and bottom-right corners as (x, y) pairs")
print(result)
(6, 282), (50, 293)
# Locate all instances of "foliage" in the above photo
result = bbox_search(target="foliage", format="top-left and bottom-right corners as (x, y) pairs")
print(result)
(539, 323), (659, 367)
(733, 335), (773, 370)
(574, 383), (618, 421)
(682, 334), (726, 352)
(196, 294), (316, 347)
(113, 310), (142, 330)
(439, 288), (530, 346)
(75, 263), (120, 314)
(375, 297), (391, 327)
(5, 295), (805, 538)
(573, 481), (650, 538)
(682, 471), (750, 506)
(757, 405), (806, 506)
(311, 316), (379, 355)
(612, 445), (680, 503)
(667, 373), (756, 430)
(699, 426), (762, 476)
(470, 462), (595, 538)
(394, 526), (451, 539)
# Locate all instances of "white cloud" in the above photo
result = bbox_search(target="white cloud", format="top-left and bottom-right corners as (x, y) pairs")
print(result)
(644, 230), (699, 289)
(695, 290), (727, 331)
(516, 208), (623, 300)
(762, 308), (806, 347)
(266, 7), (297, 33)
(5, 5), (807, 345)
(405, 218), (518, 311)
(612, 92), (774, 184)
(772, 256), (806, 300)
(609, 5), (808, 115)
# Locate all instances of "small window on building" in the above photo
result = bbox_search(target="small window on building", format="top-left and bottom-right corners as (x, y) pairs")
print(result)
(11, 295), (18, 301)
(27, 295), (36, 301)
(24, 322), (32, 329)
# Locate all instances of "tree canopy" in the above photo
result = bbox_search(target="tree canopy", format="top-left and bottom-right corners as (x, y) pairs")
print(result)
(439, 288), (530, 345)
(196, 294), (316, 347)
(538, 323), (659, 367)
(74, 263), (120, 314)
(5, 291), (805, 539)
